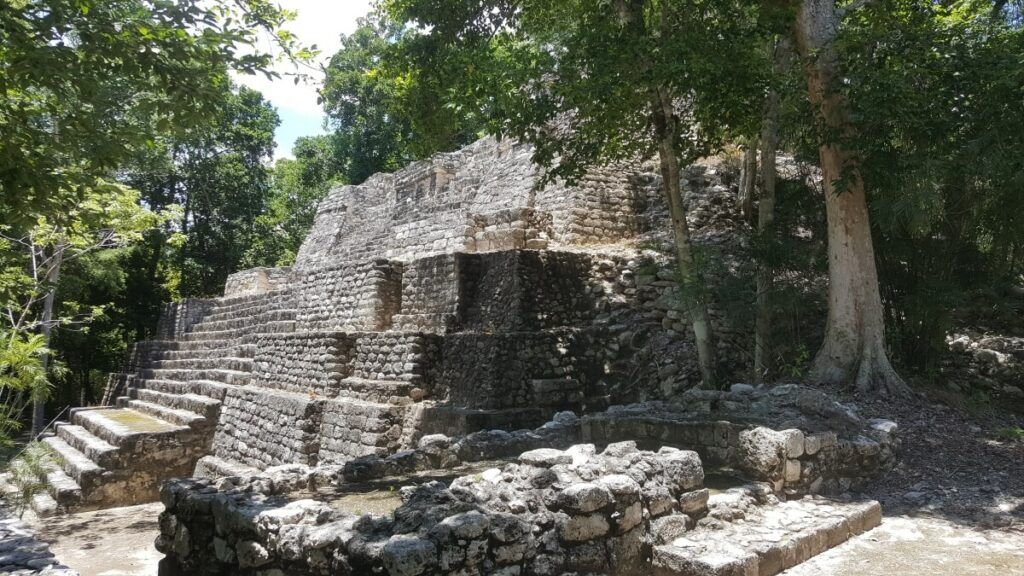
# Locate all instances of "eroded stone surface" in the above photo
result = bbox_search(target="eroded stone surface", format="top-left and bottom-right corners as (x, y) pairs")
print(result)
(157, 442), (712, 575)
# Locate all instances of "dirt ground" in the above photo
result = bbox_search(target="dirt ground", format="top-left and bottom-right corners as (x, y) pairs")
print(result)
(27, 502), (162, 576)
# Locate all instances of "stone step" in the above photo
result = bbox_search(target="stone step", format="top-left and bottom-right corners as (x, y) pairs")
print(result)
(148, 356), (253, 372)
(200, 304), (294, 323)
(390, 313), (457, 332)
(193, 455), (262, 480)
(145, 337), (249, 352)
(147, 344), (256, 362)
(43, 468), (83, 508)
(40, 436), (105, 489)
(72, 407), (187, 447)
(139, 368), (251, 386)
(132, 388), (221, 419)
(55, 423), (119, 468)
(30, 492), (59, 518)
(208, 290), (290, 311)
(190, 310), (296, 333)
(182, 327), (257, 342)
(132, 378), (234, 402)
(652, 499), (882, 576)
(119, 398), (208, 429)
(335, 377), (419, 404)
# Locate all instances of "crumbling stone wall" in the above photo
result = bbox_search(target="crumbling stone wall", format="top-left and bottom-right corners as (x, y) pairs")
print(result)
(158, 438), (706, 576)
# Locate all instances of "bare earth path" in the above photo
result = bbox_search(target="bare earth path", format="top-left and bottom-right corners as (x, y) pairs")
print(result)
(27, 503), (162, 576)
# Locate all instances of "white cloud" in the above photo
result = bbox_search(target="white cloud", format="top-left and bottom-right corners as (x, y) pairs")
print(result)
(232, 0), (374, 157)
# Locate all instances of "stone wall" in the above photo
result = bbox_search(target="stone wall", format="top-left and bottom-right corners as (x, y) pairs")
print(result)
(293, 259), (403, 332)
(579, 385), (899, 495)
(318, 399), (411, 463)
(212, 388), (325, 468)
(154, 299), (215, 340)
(158, 436), (706, 576)
(292, 138), (637, 272)
(224, 267), (293, 297)
(249, 332), (355, 396)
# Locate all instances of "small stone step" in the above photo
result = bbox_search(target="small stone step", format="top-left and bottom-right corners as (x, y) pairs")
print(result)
(652, 499), (882, 576)
(139, 367), (251, 386)
(72, 407), (187, 446)
(193, 455), (262, 480)
(55, 424), (119, 468)
(44, 468), (83, 507)
(30, 492), (59, 518)
(134, 388), (221, 419)
(122, 399), (207, 429)
(147, 344), (256, 362)
(149, 356), (253, 372)
(335, 377), (419, 404)
(40, 436), (104, 487)
(133, 378), (233, 401)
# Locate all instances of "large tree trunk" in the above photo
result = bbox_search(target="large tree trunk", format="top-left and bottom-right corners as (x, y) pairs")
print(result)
(32, 245), (63, 436)
(651, 89), (717, 388)
(793, 0), (909, 395)
(753, 37), (789, 382)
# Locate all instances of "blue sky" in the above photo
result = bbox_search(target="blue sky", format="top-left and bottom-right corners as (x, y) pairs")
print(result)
(234, 0), (373, 160)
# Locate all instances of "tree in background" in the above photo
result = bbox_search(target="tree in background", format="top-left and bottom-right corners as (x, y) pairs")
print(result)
(0, 0), (307, 228)
(0, 183), (170, 433)
(173, 88), (280, 297)
(321, 14), (485, 184)
(244, 136), (342, 268)
(837, 0), (1024, 374)
(0, 0), (304, 433)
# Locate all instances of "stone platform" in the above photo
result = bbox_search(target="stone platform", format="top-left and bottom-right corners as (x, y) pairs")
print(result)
(155, 431), (882, 575)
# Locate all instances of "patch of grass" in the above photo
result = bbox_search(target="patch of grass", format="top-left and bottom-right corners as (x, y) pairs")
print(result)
(6, 441), (60, 517)
(995, 427), (1024, 441)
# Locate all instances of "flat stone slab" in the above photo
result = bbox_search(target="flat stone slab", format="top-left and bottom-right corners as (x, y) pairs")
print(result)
(78, 408), (183, 435)
(654, 498), (882, 576)
(780, 515), (1024, 576)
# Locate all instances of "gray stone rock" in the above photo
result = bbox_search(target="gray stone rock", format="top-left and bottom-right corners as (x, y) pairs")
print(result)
(381, 536), (437, 576)
(519, 448), (572, 467)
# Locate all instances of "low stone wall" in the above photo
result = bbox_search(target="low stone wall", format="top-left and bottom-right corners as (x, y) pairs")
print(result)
(158, 439), (706, 576)
(318, 398), (411, 463)
(580, 385), (899, 495)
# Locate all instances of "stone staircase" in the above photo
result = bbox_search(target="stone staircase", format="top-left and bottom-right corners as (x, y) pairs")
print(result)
(22, 291), (296, 516)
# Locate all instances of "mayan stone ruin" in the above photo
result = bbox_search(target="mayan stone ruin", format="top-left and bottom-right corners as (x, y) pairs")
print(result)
(19, 137), (899, 575)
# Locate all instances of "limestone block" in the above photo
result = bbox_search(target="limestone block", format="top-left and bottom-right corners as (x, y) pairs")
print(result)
(381, 536), (437, 576)
(561, 513), (611, 542)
